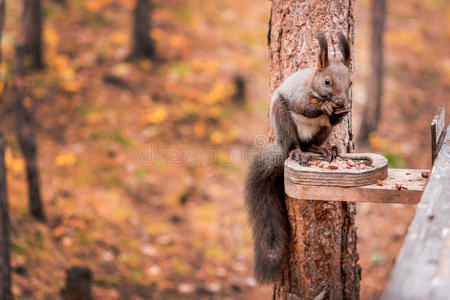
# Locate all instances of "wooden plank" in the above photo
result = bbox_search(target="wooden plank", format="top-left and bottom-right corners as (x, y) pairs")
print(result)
(285, 168), (428, 204)
(431, 104), (446, 164)
(383, 126), (450, 300)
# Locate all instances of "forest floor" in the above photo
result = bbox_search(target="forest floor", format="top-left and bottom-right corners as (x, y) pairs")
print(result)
(0, 0), (448, 299)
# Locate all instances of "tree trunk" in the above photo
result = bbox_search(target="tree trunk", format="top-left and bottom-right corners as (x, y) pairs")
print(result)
(131, 0), (156, 59)
(61, 267), (92, 300)
(357, 0), (386, 146)
(14, 45), (45, 222)
(0, 134), (11, 300)
(23, 0), (44, 69)
(0, 0), (11, 298)
(268, 1), (360, 299)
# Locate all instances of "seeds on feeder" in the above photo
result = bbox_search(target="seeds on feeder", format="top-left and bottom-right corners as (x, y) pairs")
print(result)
(307, 161), (316, 167)
(328, 164), (338, 170)
(421, 171), (430, 178)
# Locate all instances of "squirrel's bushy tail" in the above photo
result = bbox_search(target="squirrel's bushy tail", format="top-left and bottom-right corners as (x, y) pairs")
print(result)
(245, 144), (290, 283)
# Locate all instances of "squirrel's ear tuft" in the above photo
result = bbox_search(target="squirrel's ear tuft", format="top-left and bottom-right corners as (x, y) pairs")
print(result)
(338, 32), (350, 67)
(317, 33), (329, 72)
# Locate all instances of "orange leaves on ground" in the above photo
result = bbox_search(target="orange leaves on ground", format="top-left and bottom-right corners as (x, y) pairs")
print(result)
(209, 131), (225, 144)
(5, 150), (25, 175)
(201, 80), (234, 105)
(54, 152), (78, 167)
(52, 226), (66, 238)
(143, 107), (169, 124)
(85, 0), (114, 13)
(110, 32), (129, 45)
(190, 59), (221, 75)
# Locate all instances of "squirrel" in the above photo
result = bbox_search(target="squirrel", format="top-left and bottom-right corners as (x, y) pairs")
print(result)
(245, 32), (352, 284)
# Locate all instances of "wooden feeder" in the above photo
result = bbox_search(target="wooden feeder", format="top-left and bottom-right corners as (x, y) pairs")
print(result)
(284, 105), (447, 205)
(285, 153), (388, 187)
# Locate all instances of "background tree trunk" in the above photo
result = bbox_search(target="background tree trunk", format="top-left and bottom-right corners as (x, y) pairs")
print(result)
(357, 0), (386, 146)
(14, 45), (45, 222)
(0, 0), (12, 298)
(268, 1), (360, 299)
(61, 267), (92, 300)
(131, 0), (156, 59)
(0, 135), (11, 300)
(23, 0), (44, 69)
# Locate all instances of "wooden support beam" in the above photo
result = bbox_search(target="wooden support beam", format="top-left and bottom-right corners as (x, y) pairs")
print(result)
(285, 168), (428, 204)
(382, 125), (450, 300)
(431, 104), (446, 164)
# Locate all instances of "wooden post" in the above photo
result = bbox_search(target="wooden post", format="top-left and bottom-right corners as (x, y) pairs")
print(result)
(382, 126), (450, 299)
(268, 1), (360, 299)
(131, 0), (156, 59)
(62, 267), (92, 300)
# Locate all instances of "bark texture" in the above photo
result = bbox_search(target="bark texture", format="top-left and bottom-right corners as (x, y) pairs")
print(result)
(14, 45), (45, 222)
(358, 0), (386, 145)
(131, 0), (156, 58)
(268, 1), (360, 299)
(23, 0), (44, 69)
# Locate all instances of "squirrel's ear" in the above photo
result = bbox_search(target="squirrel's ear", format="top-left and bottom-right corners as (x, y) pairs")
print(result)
(317, 33), (329, 72)
(338, 32), (350, 67)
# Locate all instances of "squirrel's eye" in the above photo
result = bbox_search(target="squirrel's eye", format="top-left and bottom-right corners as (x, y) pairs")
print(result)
(325, 78), (331, 85)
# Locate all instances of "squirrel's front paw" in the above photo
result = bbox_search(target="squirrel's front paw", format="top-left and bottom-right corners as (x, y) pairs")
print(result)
(289, 148), (309, 165)
(333, 107), (351, 116)
(330, 145), (340, 161)
(320, 101), (333, 116)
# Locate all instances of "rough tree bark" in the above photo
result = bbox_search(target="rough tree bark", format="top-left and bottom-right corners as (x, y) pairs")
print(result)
(131, 0), (156, 59)
(0, 0), (12, 298)
(268, 1), (360, 299)
(23, 0), (44, 69)
(358, 0), (386, 145)
(14, 45), (46, 222)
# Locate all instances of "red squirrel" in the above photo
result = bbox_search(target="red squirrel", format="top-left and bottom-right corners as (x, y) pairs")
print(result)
(245, 32), (352, 284)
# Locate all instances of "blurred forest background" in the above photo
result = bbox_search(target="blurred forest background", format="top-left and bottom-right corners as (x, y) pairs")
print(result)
(0, 0), (449, 299)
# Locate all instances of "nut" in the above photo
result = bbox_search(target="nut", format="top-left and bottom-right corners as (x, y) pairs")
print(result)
(421, 171), (430, 178)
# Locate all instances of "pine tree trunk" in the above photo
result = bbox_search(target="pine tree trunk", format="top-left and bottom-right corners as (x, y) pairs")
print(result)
(268, 1), (360, 299)
(0, 0), (11, 297)
(358, 0), (386, 145)
(23, 0), (44, 69)
(131, 0), (156, 58)
(14, 45), (45, 222)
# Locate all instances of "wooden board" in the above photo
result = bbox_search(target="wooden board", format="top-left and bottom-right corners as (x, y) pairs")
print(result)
(431, 104), (446, 164)
(383, 126), (450, 300)
(285, 168), (428, 204)
(284, 153), (388, 187)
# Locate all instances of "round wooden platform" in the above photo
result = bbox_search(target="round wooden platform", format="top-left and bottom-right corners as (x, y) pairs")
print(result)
(284, 153), (388, 187)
